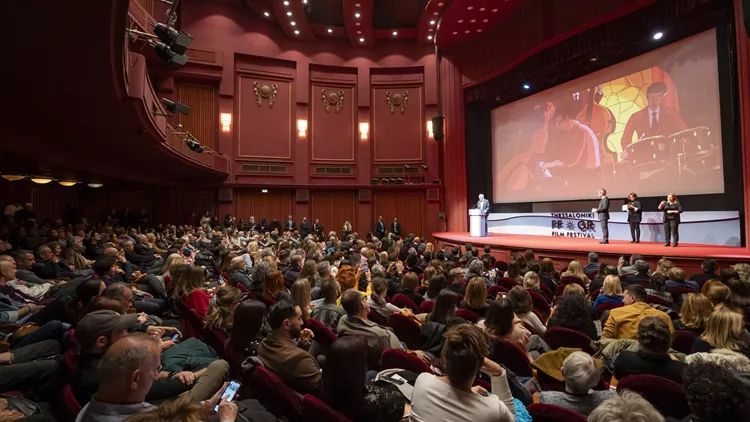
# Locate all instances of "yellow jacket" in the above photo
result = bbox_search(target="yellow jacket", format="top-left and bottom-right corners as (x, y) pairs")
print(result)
(602, 302), (674, 340)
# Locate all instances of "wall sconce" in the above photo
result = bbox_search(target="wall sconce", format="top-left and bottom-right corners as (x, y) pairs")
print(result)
(58, 181), (78, 187)
(88, 183), (104, 188)
(427, 120), (434, 138)
(359, 122), (369, 140)
(1, 174), (25, 181)
(220, 113), (232, 133)
(30, 178), (52, 184)
(297, 119), (308, 137)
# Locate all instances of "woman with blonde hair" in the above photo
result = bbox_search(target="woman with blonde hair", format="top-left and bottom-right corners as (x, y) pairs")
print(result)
(205, 284), (242, 333)
(655, 258), (675, 276)
(691, 303), (750, 356)
(672, 293), (713, 333)
(593, 275), (624, 307)
(523, 271), (549, 301)
(706, 283), (733, 308)
(422, 266), (437, 287)
(561, 260), (590, 285)
(342, 221), (353, 239)
(424, 242), (434, 254)
(290, 278), (313, 321)
(145, 232), (166, 254)
(459, 277), (495, 317)
(159, 253), (186, 288)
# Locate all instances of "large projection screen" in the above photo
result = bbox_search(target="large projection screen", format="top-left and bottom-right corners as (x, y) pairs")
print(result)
(491, 29), (724, 203)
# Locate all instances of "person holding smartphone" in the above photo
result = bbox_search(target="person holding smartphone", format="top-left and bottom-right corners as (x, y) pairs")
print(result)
(626, 192), (642, 243)
(658, 193), (683, 247)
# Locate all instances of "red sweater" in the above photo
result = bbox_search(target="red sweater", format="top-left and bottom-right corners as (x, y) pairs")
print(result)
(183, 289), (212, 319)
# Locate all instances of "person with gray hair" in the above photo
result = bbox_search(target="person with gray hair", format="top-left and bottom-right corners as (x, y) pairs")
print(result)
(539, 351), (615, 416)
(249, 261), (271, 297)
(466, 259), (490, 286)
(624, 259), (651, 286)
(587, 390), (664, 422)
(584, 252), (600, 274)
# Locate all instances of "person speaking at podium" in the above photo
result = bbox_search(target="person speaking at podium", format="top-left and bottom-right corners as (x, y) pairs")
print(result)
(475, 194), (490, 234)
(592, 189), (610, 244)
(659, 193), (683, 247)
(626, 192), (642, 243)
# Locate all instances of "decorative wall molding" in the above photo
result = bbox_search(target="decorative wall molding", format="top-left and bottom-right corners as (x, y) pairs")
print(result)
(386, 90), (409, 114)
(253, 81), (278, 108)
(321, 88), (344, 113)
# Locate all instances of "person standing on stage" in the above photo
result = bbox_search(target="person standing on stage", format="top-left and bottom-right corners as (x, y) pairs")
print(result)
(594, 189), (610, 244)
(626, 193), (642, 244)
(659, 193), (683, 247)
(475, 194), (491, 234)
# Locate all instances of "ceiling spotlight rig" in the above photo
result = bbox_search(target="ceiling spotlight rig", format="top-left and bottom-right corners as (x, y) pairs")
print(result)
(126, 17), (192, 69)
(153, 98), (191, 117)
(172, 124), (204, 153)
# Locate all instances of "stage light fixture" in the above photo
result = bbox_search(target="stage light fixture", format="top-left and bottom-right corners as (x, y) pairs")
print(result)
(163, 98), (190, 115)
(421, 164), (428, 170)
(522, 83), (530, 90)
(1, 174), (25, 181)
(185, 135), (204, 153)
(152, 41), (188, 69)
(653, 31), (664, 40)
(396, 178), (403, 183)
(153, 23), (192, 55)
(371, 178), (379, 184)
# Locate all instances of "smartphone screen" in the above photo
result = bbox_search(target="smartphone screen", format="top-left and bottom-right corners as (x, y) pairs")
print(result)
(214, 380), (241, 413)
(171, 333), (180, 342)
(363, 264), (369, 273)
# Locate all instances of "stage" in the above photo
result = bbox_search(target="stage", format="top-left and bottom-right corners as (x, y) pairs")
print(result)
(432, 232), (750, 274)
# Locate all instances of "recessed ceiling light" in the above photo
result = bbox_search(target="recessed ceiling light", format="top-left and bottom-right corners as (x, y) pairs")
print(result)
(653, 31), (664, 40)
(429, 20), (435, 25)
(523, 83), (531, 89)
(590, 57), (598, 62)
(357, 30), (361, 34)
(477, 29), (482, 32)
(355, 22), (360, 26)
(393, 31), (398, 36)
(479, 7), (485, 11)
(483, 19), (488, 22)
(287, 11), (292, 16)
(452, 31), (458, 35)
(355, 12), (360, 18)
(428, 28), (433, 32)
(438, 2), (444, 6)
(294, 30), (299, 34)
(464, 30), (469, 33)
(492, 8), (498, 12)
(467, 6), (473, 10)
(433, 11), (438, 15)
(291, 21), (296, 26)
(355, 3), (361, 6)
(303, 0), (307, 3)
(458, 19), (463, 23)
(428, 35), (433, 40)
(283, 0), (289, 5)
(359, 37), (365, 42)
(328, 28), (333, 33)
(470, 19), (476, 23)
(263, 11), (270, 16)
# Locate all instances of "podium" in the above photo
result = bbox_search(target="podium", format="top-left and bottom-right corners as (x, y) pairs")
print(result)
(469, 209), (487, 237)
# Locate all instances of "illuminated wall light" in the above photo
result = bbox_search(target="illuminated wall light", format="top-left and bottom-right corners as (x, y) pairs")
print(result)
(429, 20), (435, 25)
(287, 11), (292, 16)
(359, 37), (365, 42)
(88, 183), (104, 188)
(297, 119), (308, 137)
(291, 21), (296, 26)
(283, 1), (289, 5)
(355, 12), (360, 18)
(294, 30), (300, 34)
(220, 113), (232, 132)
(653, 31), (664, 40)
(1, 175), (25, 181)
(31, 178), (52, 184)
(58, 181), (77, 187)
(427, 120), (434, 138)
(261, 189), (269, 193)
(263, 11), (270, 17)
(392, 31), (398, 36)
(427, 35), (433, 40)
(328, 28), (333, 33)
(359, 122), (369, 140)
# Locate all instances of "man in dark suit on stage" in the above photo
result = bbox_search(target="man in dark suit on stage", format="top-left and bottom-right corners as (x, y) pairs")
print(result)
(375, 216), (386, 240)
(391, 218), (401, 237)
(620, 81), (687, 156)
(475, 194), (490, 234)
(594, 188), (610, 244)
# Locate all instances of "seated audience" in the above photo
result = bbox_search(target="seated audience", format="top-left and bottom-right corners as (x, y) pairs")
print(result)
(587, 390), (665, 422)
(601, 285), (673, 340)
(478, 298), (549, 360)
(561, 260), (590, 286)
(400, 272), (424, 307)
(690, 258), (719, 286)
(539, 352), (615, 416)
(423, 274), (447, 302)
(614, 316), (686, 383)
(257, 299), (320, 395)
(681, 362), (750, 422)
(666, 267), (699, 292)
(522, 271), (549, 301)
(262, 269), (290, 303)
(645, 272), (674, 306)
(204, 284), (241, 334)
(539, 258), (559, 291)
(591, 264), (617, 293)
(409, 324), (516, 422)
(322, 336), (406, 422)
(706, 282), (734, 308)
(310, 278), (346, 332)
(173, 265), (212, 318)
(654, 258), (675, 277)
(290, 278), (313, 321)
(691, 303), (750, 357)
(618, 254), (644, 276)
(584, 252), (600, 274)
(447, 267), (467, 296)
(547, 291), (598, 340)
(672, 293), (713, 333)
(229, 300), (267, 357)
(593, 275), (624, 308)
(504, 260), (523, 284)
(507, 285), (546, 335)
(459, 277), (495, 317)
(228, 256), (252, 291)
(367, 276), (402, 318)
(624, 260), (651, 286)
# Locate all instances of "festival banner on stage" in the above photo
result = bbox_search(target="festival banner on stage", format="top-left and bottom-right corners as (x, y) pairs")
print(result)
(488, 211), (740, 246)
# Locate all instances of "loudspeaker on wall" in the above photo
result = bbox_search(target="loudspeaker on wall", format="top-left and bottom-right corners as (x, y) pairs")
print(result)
(431, 116), (445, 141)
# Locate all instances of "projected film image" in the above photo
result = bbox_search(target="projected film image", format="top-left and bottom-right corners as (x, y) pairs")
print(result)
(491, 30), (724, 203)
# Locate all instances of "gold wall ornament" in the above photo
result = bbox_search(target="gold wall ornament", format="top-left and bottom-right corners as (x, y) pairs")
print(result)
(386, 90), (408, 114)
(321, 89), (344, 113)
(253, 81), (279, 108)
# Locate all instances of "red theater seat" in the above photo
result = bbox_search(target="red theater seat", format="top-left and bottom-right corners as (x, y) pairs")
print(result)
(526, 403), (588, 422)
(616, 374), (690, 419)
(302, 395), (352, 422)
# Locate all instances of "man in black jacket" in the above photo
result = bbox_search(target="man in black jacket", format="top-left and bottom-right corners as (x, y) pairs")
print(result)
(229, 257), (252, 291)
(375, 216), (386, 240)
(613, 316), (685, 384)
(594, 188), (610, 244)
(391, 217), (401, 236)
(300, 217), (310, 238)
(285, 215), (296, 233)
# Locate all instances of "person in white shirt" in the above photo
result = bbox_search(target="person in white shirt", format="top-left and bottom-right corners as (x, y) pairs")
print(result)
(409, 324), (516, 422)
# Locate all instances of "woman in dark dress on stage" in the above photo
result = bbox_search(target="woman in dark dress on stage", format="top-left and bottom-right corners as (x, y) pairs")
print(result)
(626, 192), (642, 243)
(658, 193), (683, 247)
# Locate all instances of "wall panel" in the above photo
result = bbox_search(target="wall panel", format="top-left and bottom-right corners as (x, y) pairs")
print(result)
(30, 188), (78, 223)
(310, 193), (356, 237)
(236, 76), (293, 161)
(178, 83), (218, 150)
(234, 190), (293, 225)
(372, 85), (424, 162)
(310, 84), (356, 162)
(373, 192), (425, 238)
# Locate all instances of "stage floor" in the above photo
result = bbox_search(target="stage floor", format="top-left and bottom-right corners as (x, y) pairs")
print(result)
(432, 232), (750, 260)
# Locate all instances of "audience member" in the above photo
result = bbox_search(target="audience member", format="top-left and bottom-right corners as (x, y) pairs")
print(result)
(593, 275), (624, 308)
(624, 260), (651, 286)
(614, 316), (686, 383)
(310, 278), (346, 332)
(204, 284), (241, 334)
(459, 277), (495, 317)
(561, 260), (590, 286)
(367, 276), (402, 318)
(547, 291), (598, 340)
(400, 272), (424, 307)
(672, 293), (712, 333)
(618, 254), (644, 276)
(540, 352), (614, 416)
(691, 304), (750, 357)
(229, 300), (267, 357)
(507, 285), (546, 335)
(690, 259), (719, 286)
(584, 252), (600, 274)
(681, 362), (750, 422)
(478, 298), (549, 360)
(587, 390), (664, 422)
(601, 285), (673, 340)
